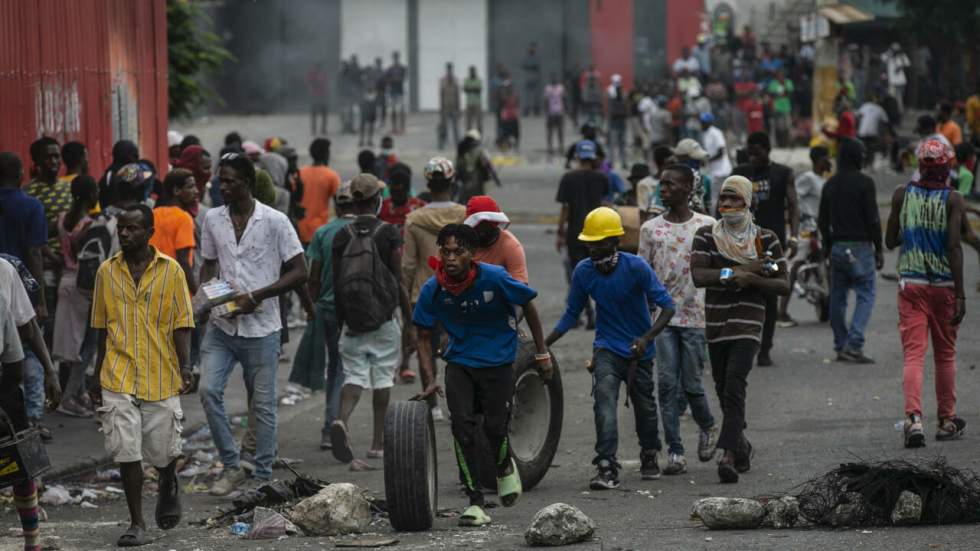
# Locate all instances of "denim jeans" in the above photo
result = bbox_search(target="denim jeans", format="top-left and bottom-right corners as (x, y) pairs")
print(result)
(655, 327), (715, 455)
(199, 328), (281, 479)
(829, 242), (877, 353)
(22, 351), (44, 421)
(592, 348), (661, 464)
(321, 310), (344, 433)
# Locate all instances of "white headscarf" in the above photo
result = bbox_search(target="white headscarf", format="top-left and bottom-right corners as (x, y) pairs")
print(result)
(711, 175), (759, 264)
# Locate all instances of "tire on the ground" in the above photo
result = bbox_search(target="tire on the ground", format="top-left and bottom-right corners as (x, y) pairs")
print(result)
(384, 400), (437, 531)
(476, 337), (563, 492)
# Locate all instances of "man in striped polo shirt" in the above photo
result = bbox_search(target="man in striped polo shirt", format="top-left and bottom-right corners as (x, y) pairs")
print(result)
(91, 204), (195, 546)
(691, 176), (790, 484)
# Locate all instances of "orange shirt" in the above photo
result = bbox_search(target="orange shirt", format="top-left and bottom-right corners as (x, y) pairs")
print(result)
(149, 206), (196, 264)
(474, 229), (528, 283)
(937, 120), (963, 146)
(298, 165), (341, 243)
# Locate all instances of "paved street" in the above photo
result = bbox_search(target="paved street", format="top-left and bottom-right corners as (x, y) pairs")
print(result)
(12, 114), (980, 550)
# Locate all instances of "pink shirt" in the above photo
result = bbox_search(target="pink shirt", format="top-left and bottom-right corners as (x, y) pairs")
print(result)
(57, 212), (93, 272)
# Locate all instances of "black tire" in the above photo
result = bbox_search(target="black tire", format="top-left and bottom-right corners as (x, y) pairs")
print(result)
(383, 401), (437, 532)
(476, 338), (563, 492)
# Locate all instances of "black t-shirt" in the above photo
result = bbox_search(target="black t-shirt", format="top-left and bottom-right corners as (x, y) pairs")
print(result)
(331, 215), (402, 320)
(732, 162), (793, 243)
(386, 65), (406, 95)
(556, 170), (610, 255)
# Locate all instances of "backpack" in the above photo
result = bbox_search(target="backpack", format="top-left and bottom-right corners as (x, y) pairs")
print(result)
(76, 213), (117, 292)
(336, 221), (399, 333)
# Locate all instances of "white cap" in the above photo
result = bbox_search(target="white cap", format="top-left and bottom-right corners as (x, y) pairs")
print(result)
(611, 74), (622, 84)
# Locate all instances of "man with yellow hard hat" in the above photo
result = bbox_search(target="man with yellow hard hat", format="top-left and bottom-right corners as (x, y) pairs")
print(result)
(546, 207), (675, 490)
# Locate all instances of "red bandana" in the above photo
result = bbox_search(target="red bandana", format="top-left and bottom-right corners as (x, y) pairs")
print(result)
(429, 256), (478, 296)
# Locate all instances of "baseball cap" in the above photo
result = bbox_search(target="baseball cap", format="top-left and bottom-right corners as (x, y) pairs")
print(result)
(335, 180), (353, 204)
(575, 140), (598, 160)
(699, 112), (715, 124)
(673, 139), (709, 162)
(349, 173), (383, 200)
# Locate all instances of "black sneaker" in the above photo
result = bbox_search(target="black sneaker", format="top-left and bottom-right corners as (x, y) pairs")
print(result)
(589, 460), (620, 490)
(841, 348), (875, 364)
(904, 414), (925, 448)
(640, 450), (661, 480)
(718, 457), (739, 483)
(734, 437), (752, 473)
(756, 353), (773, 367)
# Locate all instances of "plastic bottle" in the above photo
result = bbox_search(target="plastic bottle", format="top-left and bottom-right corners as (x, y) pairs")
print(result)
(230, 522), (250, 536)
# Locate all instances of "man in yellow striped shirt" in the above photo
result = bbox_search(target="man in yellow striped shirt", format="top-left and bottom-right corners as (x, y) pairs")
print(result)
(91, 204), (194, 547)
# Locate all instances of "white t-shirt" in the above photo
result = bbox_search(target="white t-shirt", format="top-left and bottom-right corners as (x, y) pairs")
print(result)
(0, 258), (32, 363)
(701, 126), (732, 180)
(200, 201), (305, 338)
(856, 102), (889, 138)
(638, 212), (716, 328)
(672, 56), (700, 75)
(882, 50), (910, 87)
(794, 170), (825, 231)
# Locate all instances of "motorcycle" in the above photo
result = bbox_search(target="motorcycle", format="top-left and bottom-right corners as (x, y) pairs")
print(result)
(792, 229), (830, 322)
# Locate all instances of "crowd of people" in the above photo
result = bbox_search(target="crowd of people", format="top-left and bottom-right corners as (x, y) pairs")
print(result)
(2, 31), (980, 548)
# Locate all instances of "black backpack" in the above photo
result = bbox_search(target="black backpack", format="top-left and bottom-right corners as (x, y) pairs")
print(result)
(76, 213), (117, 292)
(336, 221), (399, 333)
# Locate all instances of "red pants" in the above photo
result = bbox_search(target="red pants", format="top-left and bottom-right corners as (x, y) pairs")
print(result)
(898, 284), (959, 418)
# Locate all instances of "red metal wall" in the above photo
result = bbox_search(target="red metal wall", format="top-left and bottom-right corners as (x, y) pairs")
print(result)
(666, 0), (704, 67)
(590, 0), (635, 89)
(0, 0), (167, 179)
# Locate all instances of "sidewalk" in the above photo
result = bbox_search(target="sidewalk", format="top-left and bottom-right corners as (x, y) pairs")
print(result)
(44, 332), (306, 481)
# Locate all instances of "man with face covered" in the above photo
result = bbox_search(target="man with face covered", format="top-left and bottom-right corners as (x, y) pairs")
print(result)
(413, 224), (551, 527)
(463, 196), (528, 283)
(547, 207), (675, 490)
(691, 176), (790, 483)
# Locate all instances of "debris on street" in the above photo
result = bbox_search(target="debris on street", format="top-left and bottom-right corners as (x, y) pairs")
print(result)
(247, 506), (300, 539)
(290, 483), (373, 536)
(692, 497), (766, 530)
(524, 503), (595, 546)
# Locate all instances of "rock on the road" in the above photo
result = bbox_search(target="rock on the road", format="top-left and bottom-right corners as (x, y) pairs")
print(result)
(525, 503), (596, 546)
(289, 483), (372, 536)
(890, 490), (922, 526)
(693, 497), (765, 529)
(761, 496), (800, 529)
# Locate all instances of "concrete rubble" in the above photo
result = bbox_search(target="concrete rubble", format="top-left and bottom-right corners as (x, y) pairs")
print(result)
(761, 496), (800, 529)
(289, 483), (373, 536)
(890, 491), (922, 526)
(692, 497), (765, 529)
(524, 503), (595, 546)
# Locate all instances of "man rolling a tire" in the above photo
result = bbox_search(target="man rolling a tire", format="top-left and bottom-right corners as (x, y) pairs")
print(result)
(413, 224), (552, 527)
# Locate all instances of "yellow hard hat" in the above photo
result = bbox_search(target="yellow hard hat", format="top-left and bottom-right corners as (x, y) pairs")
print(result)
(578, 207), (625, 242)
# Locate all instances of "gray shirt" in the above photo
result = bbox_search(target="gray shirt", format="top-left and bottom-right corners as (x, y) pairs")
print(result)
(795, 170), (825, 231)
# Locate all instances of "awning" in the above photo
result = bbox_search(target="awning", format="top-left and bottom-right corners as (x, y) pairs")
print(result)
(818, 4), (874, 25)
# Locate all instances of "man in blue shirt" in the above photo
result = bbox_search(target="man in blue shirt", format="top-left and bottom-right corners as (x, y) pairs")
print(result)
(546, 207), (675, 490)
(0, 152), (48, 320)
(414, 224), (552, 527)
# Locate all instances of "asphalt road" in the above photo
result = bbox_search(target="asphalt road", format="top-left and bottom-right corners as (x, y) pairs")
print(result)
(12, 113), (980, 550)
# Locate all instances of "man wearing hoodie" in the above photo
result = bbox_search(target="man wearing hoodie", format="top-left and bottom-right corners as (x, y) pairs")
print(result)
(818, 137), (884, 364)
(402, 158), (467, 415)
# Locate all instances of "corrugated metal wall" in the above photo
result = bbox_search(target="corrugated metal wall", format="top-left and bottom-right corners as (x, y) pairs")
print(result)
(0, 0), (167, 177)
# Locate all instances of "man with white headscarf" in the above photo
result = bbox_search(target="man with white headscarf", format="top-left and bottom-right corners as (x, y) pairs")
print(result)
(691, 175), (790, 484)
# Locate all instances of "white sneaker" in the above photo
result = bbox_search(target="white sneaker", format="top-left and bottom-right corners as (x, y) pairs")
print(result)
(431, 406), (445, 422)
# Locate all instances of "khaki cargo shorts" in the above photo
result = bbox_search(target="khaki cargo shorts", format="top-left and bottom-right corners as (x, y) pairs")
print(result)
(99, 390), (183, 468)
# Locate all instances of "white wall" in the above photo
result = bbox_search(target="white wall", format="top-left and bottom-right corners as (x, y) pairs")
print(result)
(341, 0), (409, 98)
(417, 0), (488, 111)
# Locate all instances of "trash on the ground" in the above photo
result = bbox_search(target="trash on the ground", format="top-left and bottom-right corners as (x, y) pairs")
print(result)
(79, 501), (97, 509)
(524, 503), (595, 547)
(289, 483), (373, 536)
(40, 486), (72, 506)
(349, 459), (379, 472)
(93, 469), (120, 482)
(229, 522), (250, 536)
(692, 497), (765, 530)
(436, 509), (459, 518)
(247, 507), (299, 540)
(197, 465), (327, 528)
(334, 537), (399, 548)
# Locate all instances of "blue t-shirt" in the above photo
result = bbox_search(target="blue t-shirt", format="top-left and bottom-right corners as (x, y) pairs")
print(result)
(555, 252), (674, 361)
(0, 188), (47, 263)
(413, 263), (537, 368)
